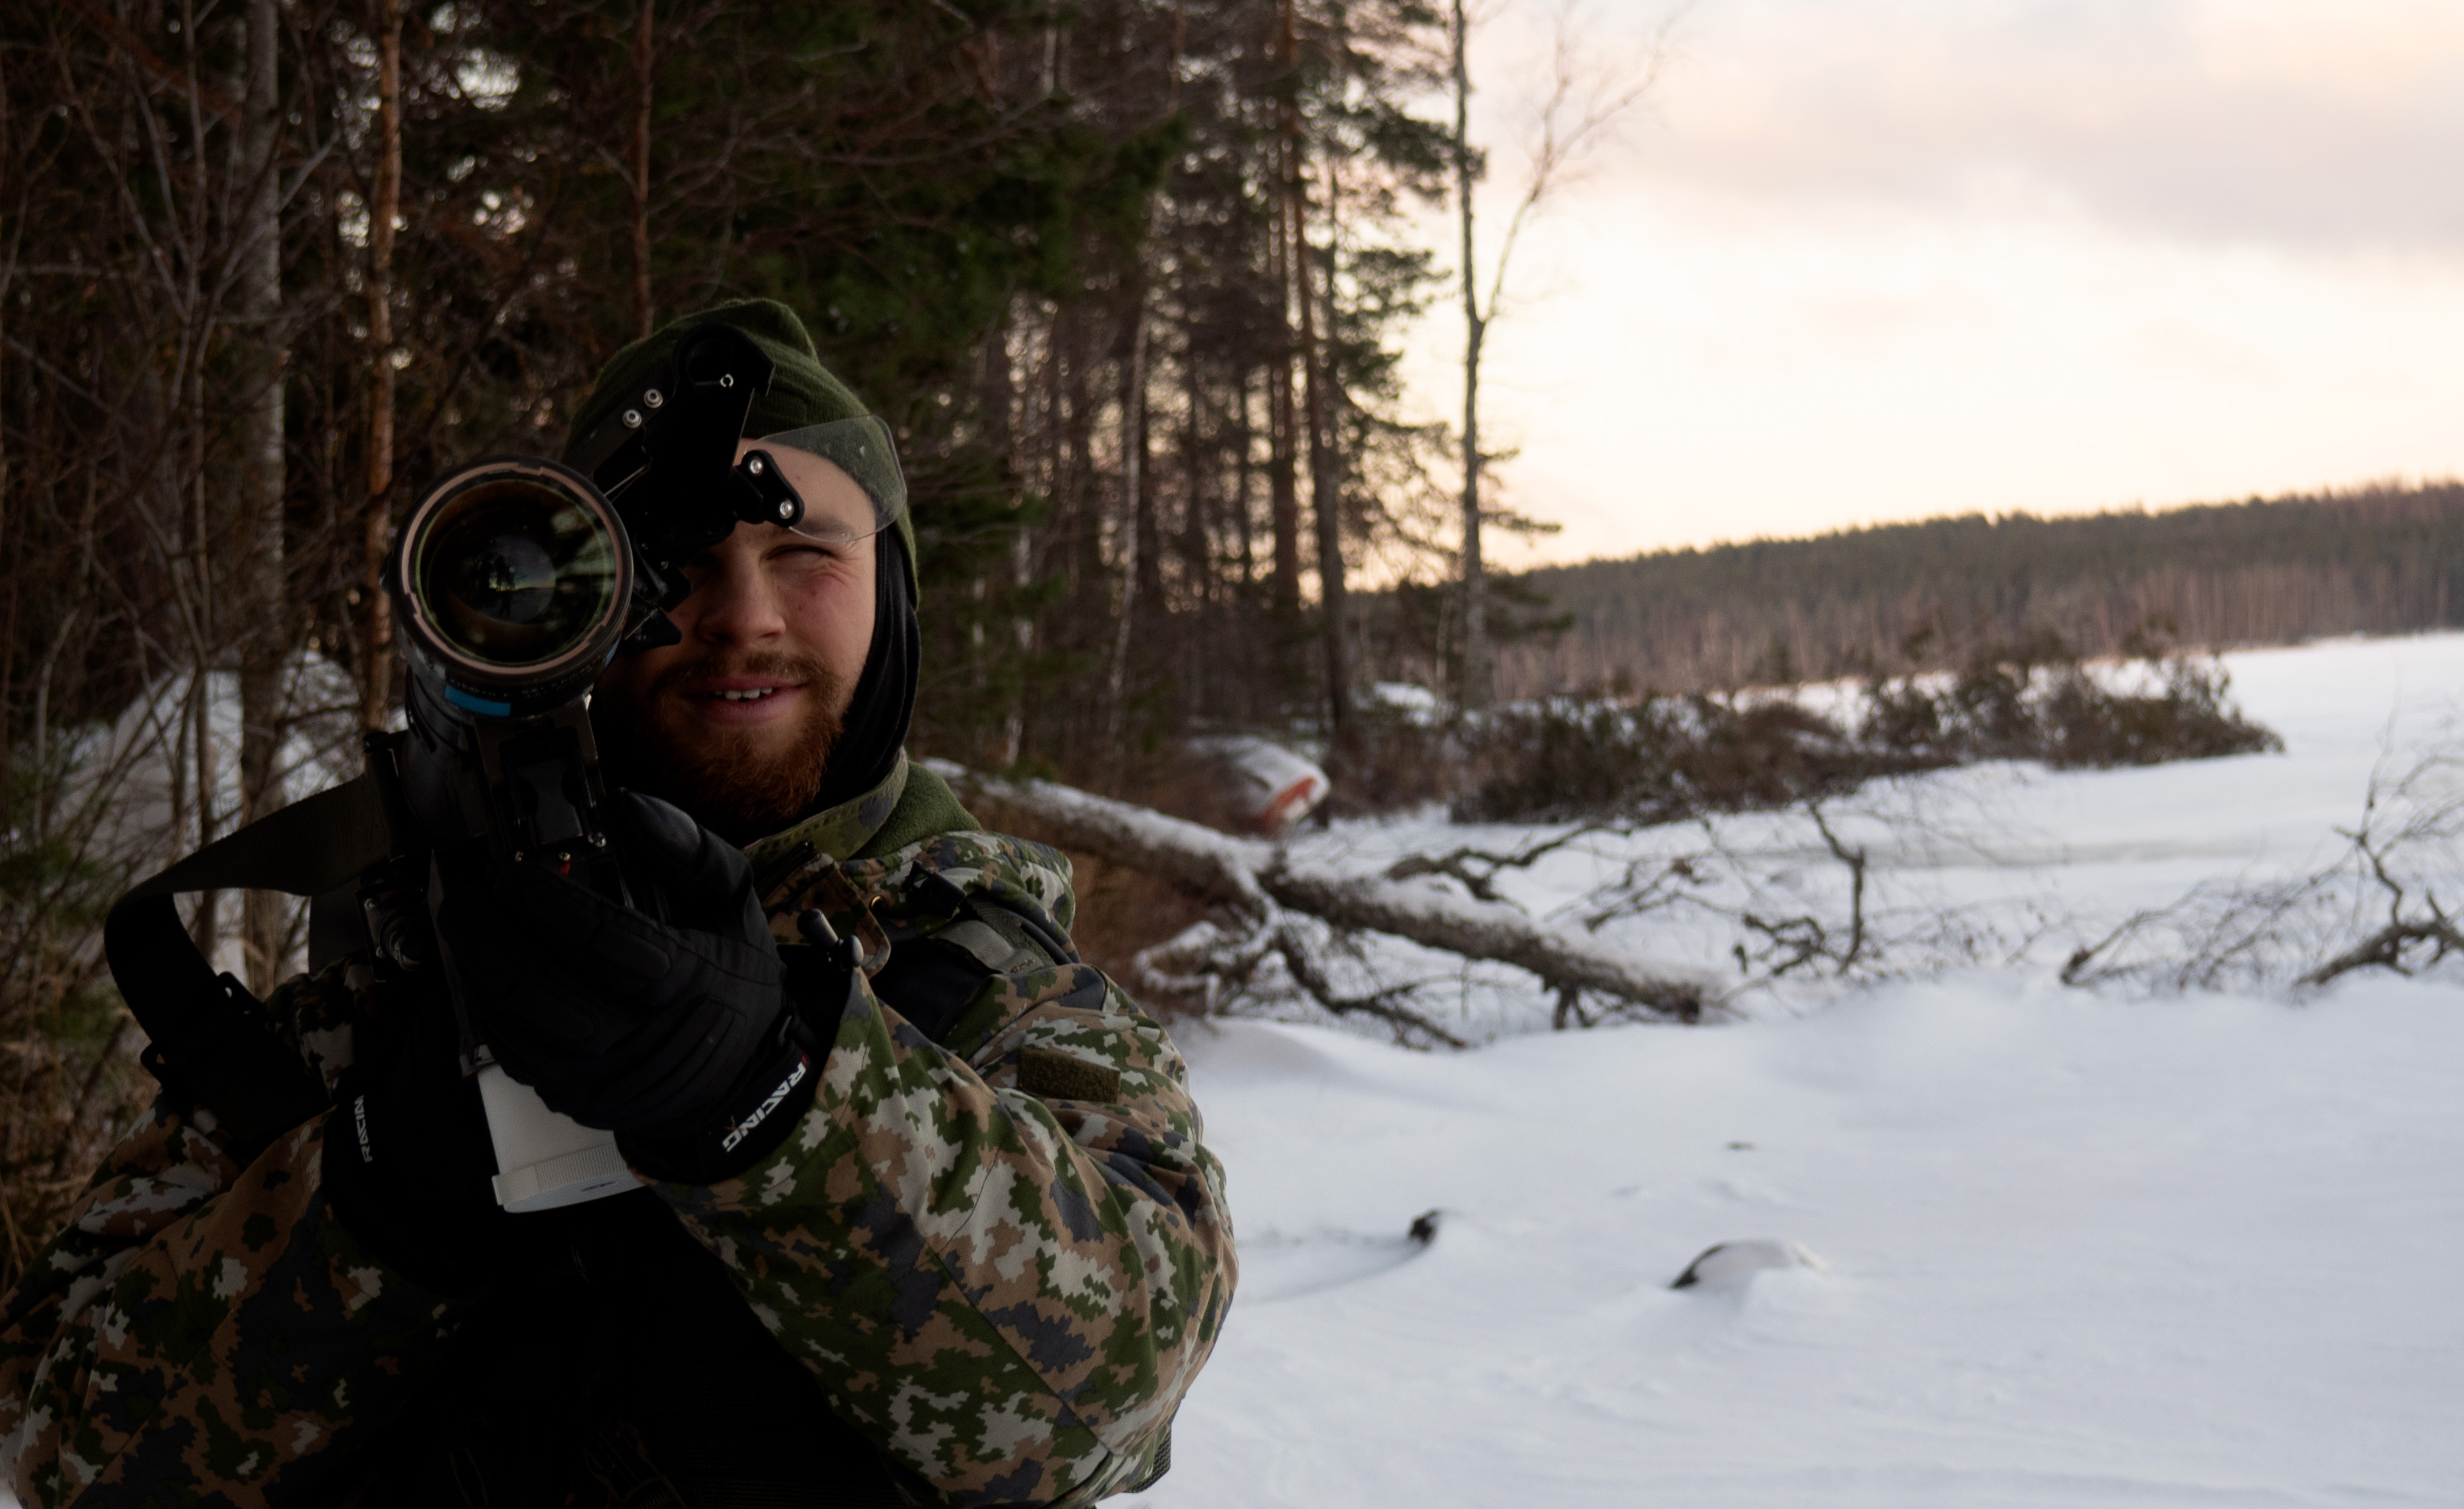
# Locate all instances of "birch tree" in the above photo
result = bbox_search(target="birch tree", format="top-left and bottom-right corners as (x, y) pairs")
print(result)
(1452, 1), (1671, 710)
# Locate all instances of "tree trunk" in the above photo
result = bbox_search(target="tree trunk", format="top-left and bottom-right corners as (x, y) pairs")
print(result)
(362, 0), (401, 732)
(976, 299), (1032, 766)
(1135, 350), (1164, 614)
(1105, 294), (1147, 755)
(1266, 13), (1302, 621)
(1294, 149), (1348, 751)
(1265, 269), (1301, 617)
(189, 321), (222, 961)
(0, 57), (12, 828)
(235, 0), (288, 994)
(1178, 331), (1210, 713)
(1061, 310), (1097, 593)
(1180, 332), (1208, 607)
(1453, 0), (1490, 712)
(631, 0), (656, 339)
(1234, 373), (1256, 592)
(1234, 372), (1259, 718)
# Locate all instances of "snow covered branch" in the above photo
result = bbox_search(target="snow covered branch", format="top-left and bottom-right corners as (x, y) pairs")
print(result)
(1264, 864), (1714, 1019)
(939, 760), (1276, 923)
(931, 762), (1722, 1025)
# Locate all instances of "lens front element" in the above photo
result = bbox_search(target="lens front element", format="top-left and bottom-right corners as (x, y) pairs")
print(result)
(420, 481), (617, 665)
(397, 458), (633, 705)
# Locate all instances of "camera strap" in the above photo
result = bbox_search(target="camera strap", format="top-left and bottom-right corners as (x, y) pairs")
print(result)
(104, 773), (405, 1144)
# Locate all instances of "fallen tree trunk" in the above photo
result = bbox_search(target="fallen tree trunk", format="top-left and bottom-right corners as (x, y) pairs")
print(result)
(932, 762), (1721, 1023)
(937, 761), (1273, 921)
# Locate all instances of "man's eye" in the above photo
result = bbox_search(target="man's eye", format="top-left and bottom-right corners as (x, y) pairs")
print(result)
(771, 543), (851, 568)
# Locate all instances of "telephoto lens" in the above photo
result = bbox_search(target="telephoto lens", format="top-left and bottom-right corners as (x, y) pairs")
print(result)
(392, 456), (635, 718)
(386, 455), (648, 1215)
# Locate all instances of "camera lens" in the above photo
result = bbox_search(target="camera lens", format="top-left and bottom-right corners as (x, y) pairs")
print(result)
(400, 462), (630, 693)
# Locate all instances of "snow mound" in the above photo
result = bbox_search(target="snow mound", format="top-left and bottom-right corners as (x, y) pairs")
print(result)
(1131, 965), (2464, 1507)
(1670, 1238), (1828, 1290)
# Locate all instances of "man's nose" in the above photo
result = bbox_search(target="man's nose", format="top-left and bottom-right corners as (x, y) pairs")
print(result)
(691, 552), (787, 645)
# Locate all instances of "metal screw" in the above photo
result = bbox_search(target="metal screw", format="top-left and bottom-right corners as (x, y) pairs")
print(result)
(776, 501), (794, 521)
(642, 388), (664, 409)
(621, 408), (643, 428)
(747, 456), (765, 475)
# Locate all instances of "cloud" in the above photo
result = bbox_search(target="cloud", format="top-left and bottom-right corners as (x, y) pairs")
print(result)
(2118, 315), (2277, 385)
(1411, 0), (2464, 567)
(1610, 0), (2464, 252)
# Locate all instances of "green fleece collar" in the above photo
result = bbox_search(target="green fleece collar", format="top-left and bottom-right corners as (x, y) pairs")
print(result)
(740, 751), (985, 888)
(851, 759), (977, 860)
(744, 751), (910, 880)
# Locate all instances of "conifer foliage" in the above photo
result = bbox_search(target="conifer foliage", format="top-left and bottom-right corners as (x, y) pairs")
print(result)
(0, 0), (1460, 1276)
(1502, 482), (2464, 696)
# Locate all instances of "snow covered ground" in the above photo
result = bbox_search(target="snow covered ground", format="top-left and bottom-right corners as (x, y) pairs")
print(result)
(1125, 634), (2464, 1507)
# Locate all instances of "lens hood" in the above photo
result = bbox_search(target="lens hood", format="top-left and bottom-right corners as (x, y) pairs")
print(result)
(391, 455), (635, 719)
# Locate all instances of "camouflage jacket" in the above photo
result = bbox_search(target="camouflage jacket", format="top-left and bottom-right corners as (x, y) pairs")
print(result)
(0, 759), (1236, 1508)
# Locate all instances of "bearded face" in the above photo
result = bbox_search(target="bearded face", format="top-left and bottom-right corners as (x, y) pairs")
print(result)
(593, 646), (851, 843)
(591, 444), (879, 844)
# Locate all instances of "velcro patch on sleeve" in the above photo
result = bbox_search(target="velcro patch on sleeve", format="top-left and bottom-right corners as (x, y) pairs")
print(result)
(1016, 1047), (1122, 1104)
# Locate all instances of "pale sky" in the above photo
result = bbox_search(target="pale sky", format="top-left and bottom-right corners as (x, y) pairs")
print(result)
(1401, 0), (2464, 568)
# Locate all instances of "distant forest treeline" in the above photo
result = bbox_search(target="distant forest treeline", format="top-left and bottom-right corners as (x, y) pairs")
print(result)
(1492, 481), (2464, 694)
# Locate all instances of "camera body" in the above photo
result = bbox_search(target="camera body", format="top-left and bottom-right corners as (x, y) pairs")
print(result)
(375, 325), (804, 1211)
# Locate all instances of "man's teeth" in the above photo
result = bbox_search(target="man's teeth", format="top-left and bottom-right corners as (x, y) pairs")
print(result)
(714, 688), (777, 702)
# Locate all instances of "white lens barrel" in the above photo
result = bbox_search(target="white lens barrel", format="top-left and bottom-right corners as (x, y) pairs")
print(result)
(475, 1060), (639, 1212)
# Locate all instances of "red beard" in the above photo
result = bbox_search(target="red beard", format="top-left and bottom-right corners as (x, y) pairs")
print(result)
(592, 649), (848, 844)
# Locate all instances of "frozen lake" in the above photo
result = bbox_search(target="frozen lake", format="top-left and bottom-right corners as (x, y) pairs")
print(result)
(1127, 634), (2464, 1507)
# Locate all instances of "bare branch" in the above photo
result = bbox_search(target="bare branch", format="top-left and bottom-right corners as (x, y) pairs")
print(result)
(1480, 2), (1678, 325)
(1385, 822), (1606, 902)
(1805, 801), (1869, 972)
(2059, 738), (2464, 994)
(1272, 927), (1472, 1049)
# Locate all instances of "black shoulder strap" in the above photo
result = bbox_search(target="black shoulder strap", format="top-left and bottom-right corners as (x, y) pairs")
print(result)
(861, 869), (1085, 1048)
(104, 774), (403, 1144)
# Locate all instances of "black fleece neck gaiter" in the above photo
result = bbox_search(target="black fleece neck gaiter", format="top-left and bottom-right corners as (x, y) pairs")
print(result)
(807, 528), (918, 816)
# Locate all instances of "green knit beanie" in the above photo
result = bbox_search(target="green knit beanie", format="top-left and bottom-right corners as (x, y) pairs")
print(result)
(565, 298), (918, 595)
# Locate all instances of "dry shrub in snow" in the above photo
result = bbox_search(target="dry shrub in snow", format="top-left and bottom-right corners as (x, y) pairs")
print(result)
(1868, 626), (2282, 771)
(0, 802), (144, 1282)
(2062, 739), (2464, 995)
(0, 663), (361, 1283)
(1458, 627), (2279, 825)
(1456, 696), (1878, 824)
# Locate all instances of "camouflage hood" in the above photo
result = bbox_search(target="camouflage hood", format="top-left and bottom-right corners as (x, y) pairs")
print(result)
(574, 299), (930, 835)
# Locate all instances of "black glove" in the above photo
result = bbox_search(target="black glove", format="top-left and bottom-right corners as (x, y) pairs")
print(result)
(322, 981), (523, 1297)
(438, 792), (820, 1184)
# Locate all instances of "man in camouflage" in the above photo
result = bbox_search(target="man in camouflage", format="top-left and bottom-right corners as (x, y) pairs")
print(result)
(0, 300), (1235, 1507)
